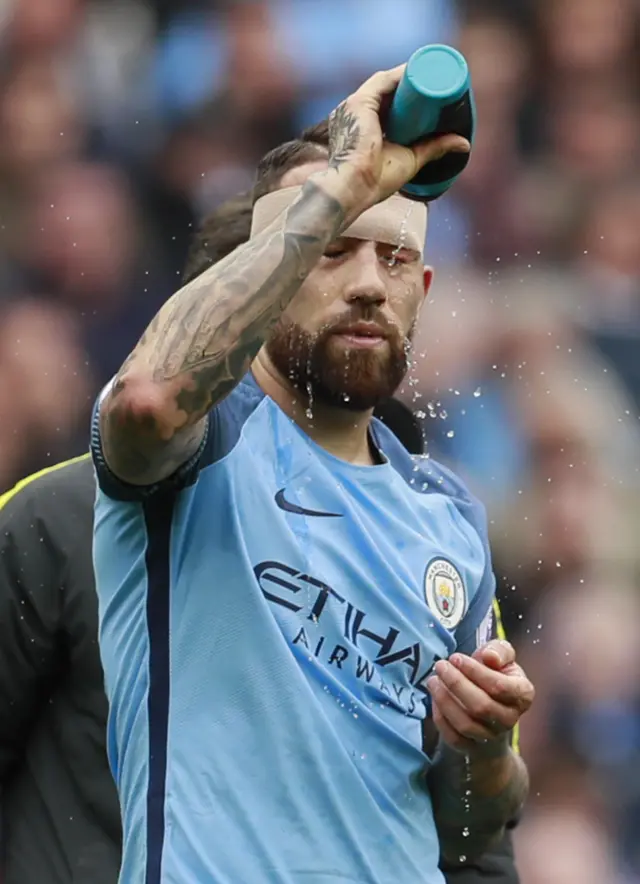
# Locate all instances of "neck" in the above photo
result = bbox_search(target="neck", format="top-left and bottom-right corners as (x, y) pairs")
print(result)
(252, 349), (376, 465)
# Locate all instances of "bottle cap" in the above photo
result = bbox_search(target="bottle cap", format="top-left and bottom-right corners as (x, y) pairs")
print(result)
(406, 45), (468, 101)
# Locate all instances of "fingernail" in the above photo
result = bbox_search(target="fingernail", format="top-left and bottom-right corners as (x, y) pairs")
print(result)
(426, 676), (437, 691)
(435, 660), (449, 676)
(485, 650), (501, 663)
(450, 654), (462, 668)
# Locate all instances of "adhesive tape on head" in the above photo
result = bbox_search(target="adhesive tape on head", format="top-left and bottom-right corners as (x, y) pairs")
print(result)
(251, 186), (427, 253)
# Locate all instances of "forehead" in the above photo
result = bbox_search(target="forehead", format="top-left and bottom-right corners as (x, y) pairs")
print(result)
(262, 159), (427, 255)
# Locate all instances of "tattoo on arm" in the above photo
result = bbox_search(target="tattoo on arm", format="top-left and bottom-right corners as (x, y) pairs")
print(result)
(429, 742), (528, 865)
(100, 179), (346, 485)
(329, 103), (361, 170)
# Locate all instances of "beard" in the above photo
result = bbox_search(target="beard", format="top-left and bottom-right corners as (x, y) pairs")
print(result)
(266, 313), (412, 412)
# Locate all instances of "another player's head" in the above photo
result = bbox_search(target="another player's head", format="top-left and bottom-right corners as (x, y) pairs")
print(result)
(182, 192), (253, 285)
(251, 121), (433, 412)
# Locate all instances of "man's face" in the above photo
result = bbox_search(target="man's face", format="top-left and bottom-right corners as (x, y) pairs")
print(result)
(265, 161), (432, 412)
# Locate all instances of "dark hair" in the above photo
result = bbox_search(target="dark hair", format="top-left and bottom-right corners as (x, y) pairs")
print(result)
(252, 119), (330, 205)
(182, 192), (253, 285)
(183, 120), (331, 285)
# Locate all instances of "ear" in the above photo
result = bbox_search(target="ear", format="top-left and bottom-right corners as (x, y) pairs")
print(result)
(422, 265), (434, 299)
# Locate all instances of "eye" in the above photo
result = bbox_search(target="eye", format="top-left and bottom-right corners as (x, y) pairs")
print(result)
(379, 246), (415, 266)
(323, 248), (348, 260)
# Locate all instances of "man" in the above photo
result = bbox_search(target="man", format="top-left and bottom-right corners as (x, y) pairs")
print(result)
(0, 195), (521, 884)
(93, 66), (533, 883)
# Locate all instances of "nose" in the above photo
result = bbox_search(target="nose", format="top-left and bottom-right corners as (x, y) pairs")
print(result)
(342, 242), (387, 307)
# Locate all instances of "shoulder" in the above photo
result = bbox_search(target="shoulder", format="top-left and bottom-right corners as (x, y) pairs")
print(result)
(415, 454), (489, 544)
(211, 373), (266, 435)
(373, 419), (488, 538)
(197, 373), (268, 471)
(414, 455), (485, 511)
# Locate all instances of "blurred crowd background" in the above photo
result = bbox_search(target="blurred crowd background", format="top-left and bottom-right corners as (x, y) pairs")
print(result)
(0, 0), (638, 881)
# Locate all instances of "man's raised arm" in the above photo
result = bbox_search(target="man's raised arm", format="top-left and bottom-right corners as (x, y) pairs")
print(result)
(97, 66), (468, 486)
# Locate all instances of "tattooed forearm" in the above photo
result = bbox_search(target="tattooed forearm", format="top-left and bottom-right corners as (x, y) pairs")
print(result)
(100, 176), (346, 485)
(428, 741), (528, 865)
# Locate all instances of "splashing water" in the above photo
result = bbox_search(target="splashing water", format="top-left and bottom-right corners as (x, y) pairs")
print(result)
(463, 757), (472, 814)
(305, 381), (314, 422)
(388, 205), (414, 273)
(342, 344), (351, 404)
(303, 329), (323, 422)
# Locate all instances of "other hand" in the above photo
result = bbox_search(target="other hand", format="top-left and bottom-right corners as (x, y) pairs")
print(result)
(426, 640), (534, 755)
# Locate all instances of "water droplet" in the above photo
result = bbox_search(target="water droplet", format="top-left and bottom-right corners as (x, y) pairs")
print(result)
(305, 381), (314, 422)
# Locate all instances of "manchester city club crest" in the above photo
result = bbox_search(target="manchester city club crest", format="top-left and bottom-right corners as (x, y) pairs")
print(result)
(424, 558), (466, 630)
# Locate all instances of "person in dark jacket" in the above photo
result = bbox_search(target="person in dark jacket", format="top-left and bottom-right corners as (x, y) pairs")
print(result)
(0, 193), (520, 884)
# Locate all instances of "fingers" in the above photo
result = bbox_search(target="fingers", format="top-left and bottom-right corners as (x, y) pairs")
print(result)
(428, 676), (499, 743)
(473, 639), (516, 669)
(431, 661), (521, 732)
(411, 133), (470, 169)
(427, 643), (534, 753)
(354, 65), (408, 105)
(447, 654), (535, 713)
(431, 698), (479, 754)
(379, 134), (470, 200)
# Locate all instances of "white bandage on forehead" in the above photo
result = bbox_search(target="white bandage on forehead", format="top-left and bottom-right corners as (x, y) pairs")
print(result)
(250, 185), (428, 253)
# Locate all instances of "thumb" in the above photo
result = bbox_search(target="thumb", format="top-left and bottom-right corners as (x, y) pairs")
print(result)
(473, 639), (516, 670)
(479, 647), (504, 670)
(412, 133), (470, 171)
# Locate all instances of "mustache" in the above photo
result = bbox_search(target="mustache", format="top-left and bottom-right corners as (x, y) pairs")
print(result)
(319, 309), (403, 342)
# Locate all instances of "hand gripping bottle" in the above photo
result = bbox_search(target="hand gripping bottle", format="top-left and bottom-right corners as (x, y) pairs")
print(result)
(386, 44), (475, 201)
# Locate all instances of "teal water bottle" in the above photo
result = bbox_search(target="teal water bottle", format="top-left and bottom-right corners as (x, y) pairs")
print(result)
(386, 44), (475, 201)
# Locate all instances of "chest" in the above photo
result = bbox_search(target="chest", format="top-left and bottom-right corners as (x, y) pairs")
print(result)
(186, 438), (485, 720)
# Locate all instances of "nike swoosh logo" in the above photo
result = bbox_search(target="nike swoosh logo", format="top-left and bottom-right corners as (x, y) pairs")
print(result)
(275, 489), (342, 518)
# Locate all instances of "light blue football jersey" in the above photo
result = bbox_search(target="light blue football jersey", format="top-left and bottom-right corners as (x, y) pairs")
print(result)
(91, 373), (495, 884)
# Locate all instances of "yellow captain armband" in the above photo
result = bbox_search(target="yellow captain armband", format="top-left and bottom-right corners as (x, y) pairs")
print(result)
(492, 597), (520, 756)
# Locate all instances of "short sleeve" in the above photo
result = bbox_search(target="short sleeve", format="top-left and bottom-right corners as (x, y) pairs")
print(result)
(90, 383), (210, 502)
(90, 374), (265, 502)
